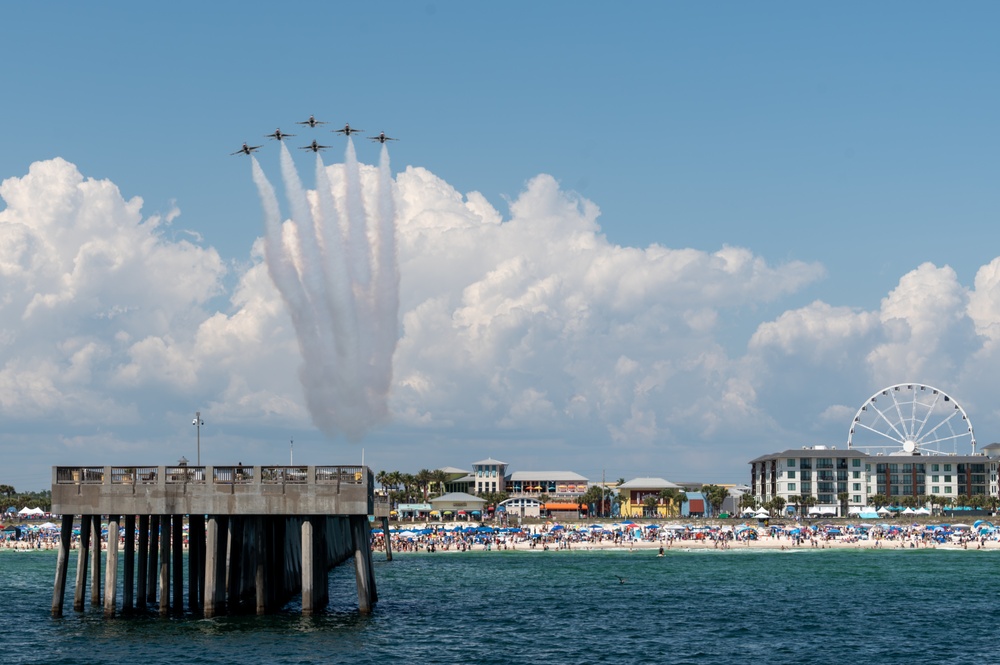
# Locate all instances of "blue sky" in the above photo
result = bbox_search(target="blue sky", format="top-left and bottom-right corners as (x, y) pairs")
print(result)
(2, 2), (1000, 492)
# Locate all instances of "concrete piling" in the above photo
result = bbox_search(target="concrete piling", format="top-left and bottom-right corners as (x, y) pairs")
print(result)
(51, 514), (74, 617)
(103, 515), (120, 617)
(73, 516), (92, 611)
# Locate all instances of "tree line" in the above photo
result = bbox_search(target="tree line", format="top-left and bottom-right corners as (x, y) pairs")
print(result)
(0, 485), (52, 514)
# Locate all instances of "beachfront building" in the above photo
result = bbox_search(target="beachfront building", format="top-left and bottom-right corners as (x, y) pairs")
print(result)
(439, 467), (475, 495)
(501, 471), (590, 518)
(395, 502), (433, 521)
(429, 492), (487, 521)
(472, 458), (508, 495)
(749, 446), (870, 516)
(506, 471), (589, 500)
(617, 477), (683, 518)
(498, 496), (542, 519)
(748, 445), (1000, 515)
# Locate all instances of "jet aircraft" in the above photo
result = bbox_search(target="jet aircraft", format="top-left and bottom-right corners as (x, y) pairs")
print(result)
(296, 115), (327, 128)
(334, 123), (364, 136)
(300, 140), (331, 153)
(231, 142), (262, 156)
(368, 132), (398, 143)
(265, 128), (295, 141)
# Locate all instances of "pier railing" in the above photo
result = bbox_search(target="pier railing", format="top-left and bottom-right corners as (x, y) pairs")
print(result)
(52, 465), (374, 517)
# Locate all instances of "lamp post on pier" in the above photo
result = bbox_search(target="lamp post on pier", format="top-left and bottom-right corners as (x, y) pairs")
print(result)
(192, 412), (204, 466)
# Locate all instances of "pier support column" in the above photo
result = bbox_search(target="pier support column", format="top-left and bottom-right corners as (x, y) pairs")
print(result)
(159, 515), (170, 615)
(204, 515), (227, 618)
(104, 515), (120, 618)
(255, 517), (267, 615)
(381, 516), (392, 561)
(203, 515), (218, 618)
(123, 514), (135, 612)
(51, 513), (74, 617)
(90, 514), (102, 607)
(73, 516), (92, 611)
(302, 517), (315, 615)
(188, 514), (204, 612)
(137, 514), (149, 609)
(172, 515), (183, 612)
(227, 517), (245, 612)
(147, 515), (159, 605)
(350, 516), (375, 614)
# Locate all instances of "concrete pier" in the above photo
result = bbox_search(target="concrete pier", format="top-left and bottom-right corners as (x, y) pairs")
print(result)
(50, 464), (376, 619)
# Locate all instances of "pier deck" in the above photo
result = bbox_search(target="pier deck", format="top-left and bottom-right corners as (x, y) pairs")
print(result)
(50, 464), (378, 619)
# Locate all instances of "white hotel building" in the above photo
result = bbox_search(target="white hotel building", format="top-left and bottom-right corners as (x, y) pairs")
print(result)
(749, 443), (1000, 514)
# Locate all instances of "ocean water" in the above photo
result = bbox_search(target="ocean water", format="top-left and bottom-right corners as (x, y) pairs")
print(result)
(2, 547), (999, 664)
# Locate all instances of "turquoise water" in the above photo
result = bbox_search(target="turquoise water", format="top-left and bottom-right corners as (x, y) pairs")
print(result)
(2, 548), (1000, 664)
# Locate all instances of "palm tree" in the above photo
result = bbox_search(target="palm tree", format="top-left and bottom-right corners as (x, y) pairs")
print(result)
(643, 495), (659, 518)
(701, 484), (728, 518)
(416, 469), (433, 501)
(738, 493), (758, 513)
(675, 490), (687, 517)
(799, 494), (817, 518)
(616, 490), (630, 518)
(430, 469), (449, 498)
(658, 489), (674, 518)
(581, 486), (605, 517)
(837, 492), (850, 517)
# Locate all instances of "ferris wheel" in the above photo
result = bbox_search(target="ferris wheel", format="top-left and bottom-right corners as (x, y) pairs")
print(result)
(847, 383), (976, 456)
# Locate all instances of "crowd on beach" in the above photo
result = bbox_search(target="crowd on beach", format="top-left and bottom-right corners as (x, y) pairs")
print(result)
(5, 518), (998, 554)
(371, 519), (1000, 554)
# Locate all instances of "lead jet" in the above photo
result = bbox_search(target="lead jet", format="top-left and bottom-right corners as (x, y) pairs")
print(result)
(334, 123), (364, 136)
(265, 128), (295, 141)
(296, 115), (327, 128)
(299, 140), (331, 153)
(231, 142), (262, 156)
(368, 132), (398, 143)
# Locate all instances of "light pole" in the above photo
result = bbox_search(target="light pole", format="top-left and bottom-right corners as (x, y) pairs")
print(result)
(192, 411), (204, 466)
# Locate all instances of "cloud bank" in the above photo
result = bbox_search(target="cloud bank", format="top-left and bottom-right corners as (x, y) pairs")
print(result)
(2, 156), (999, 483)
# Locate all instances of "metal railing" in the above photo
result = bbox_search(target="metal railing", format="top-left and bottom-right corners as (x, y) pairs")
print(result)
(261, 466), (308, 484)
(55, 465), (372, 487)
(213, 466), (255, 484)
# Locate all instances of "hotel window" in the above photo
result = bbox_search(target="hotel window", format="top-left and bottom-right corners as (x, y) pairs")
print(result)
(944, 464), (952, 472)
(932, 475), (939, 482)
(932, 486), (940, 494)
(852, 495), (861, 503)
(945, 486), (953, 494)
(787, 483), (796, 492)
(787, 471), (796, 479)
(787, 459), (796, 467)
(853, 483), (860, 491)
(944, 475), (952, 483)
(931, 464), (939, 472)
(853, 471), (860, 479)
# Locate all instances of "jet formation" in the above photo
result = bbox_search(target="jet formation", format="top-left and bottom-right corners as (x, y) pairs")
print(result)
(232, 115), (398, 155)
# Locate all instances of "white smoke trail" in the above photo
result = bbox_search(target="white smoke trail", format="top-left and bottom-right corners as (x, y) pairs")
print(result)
(250, 139), (400, 442)
(371, 144), (400, 399)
